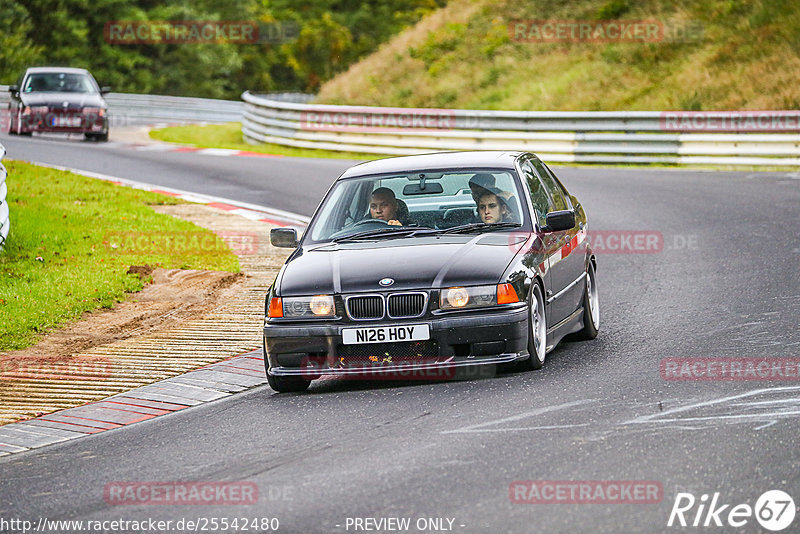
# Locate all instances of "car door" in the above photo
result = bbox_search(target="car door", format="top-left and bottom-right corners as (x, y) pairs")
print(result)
(518, 157), (569, 325)
(531, 158), (586, 323)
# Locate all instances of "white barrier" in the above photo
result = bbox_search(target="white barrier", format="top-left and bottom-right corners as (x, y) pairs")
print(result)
(241, 91), (800, 166)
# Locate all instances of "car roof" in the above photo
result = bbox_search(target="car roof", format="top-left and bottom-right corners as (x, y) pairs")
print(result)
(25, 67), (92, 75)
(339, 151), (526, 179)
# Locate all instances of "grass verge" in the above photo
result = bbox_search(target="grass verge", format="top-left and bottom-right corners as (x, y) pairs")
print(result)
(0, 161), (240, 351)
(149, 122), (390, 160)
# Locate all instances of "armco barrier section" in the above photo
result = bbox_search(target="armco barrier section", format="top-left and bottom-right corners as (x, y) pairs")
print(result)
(0, 142), (8, 250)
(1, 85), (242, 127)
(241, 91), (800, 166)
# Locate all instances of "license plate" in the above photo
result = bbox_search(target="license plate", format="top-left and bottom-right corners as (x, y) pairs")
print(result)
(52, 116), (81, 127)
(342, 324), (430, 345)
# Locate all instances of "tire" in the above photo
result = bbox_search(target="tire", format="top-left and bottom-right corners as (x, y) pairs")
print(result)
(519, 282), (547, 371)
(263, 338), (311, 393)
(574, 262), (599, 340)
(267, 372), (311, 393)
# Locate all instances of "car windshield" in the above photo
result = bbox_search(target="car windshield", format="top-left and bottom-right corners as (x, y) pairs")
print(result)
(23, 73), (97, 93)
(307, 168), (525, 243)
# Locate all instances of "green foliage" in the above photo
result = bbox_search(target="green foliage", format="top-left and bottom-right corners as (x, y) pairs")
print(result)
(0, 3), (42, 77)
(0, 0), (445, 97)
(317, 0), (800, 111)
(596, 0), (630, 19)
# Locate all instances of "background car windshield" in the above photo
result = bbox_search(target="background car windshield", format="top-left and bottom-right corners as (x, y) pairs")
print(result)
(308, 169), (524, 242)
(23, 73), (96, 93)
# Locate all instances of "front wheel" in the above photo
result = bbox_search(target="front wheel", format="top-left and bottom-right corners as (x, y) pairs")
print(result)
(519, 283), (547, 371)
(85, 132), (108, 142)
(264, 338), (311, 392)
(267, 372), (311, 393)
(574, 262), (599, 340)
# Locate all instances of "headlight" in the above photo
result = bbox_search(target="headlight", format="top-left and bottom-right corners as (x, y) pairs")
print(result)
(23, 106), (48, 114)
(278, 295), (336, 318)
(439, 284), (519, 310)
(83, 107), (105, 116)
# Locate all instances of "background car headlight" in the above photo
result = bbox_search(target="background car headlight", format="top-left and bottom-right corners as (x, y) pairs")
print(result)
(83, 107), (105, 116)
(280, 295), (336, 318)
(440, 284), (519, 310)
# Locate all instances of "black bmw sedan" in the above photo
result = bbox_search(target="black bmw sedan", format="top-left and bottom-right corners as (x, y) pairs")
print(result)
(7, 67), (110, 141)
(264, 151), (599, 392)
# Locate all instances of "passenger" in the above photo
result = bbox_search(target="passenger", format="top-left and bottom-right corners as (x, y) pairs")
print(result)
(369, 187), (404, 226)
(468, 173), (496, 203)
(475, 186), (516, 224)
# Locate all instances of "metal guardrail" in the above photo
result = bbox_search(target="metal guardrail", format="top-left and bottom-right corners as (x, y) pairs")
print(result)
(241, 91), (800, 166)
(0, 85), (242, 126)
(0, 142), (8, 250)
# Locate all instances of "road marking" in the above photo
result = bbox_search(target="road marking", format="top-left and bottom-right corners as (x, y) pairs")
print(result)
(441, 399), (597, 434)
(624, 385), (800, 427)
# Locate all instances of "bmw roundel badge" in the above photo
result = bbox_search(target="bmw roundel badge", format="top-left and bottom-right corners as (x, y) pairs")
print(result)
(379, 277), (394, 287)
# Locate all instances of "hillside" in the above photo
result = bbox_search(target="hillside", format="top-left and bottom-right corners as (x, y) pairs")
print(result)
(316, 0), (800, 111)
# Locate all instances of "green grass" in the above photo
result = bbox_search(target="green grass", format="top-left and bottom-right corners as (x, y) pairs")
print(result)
(149, 123), (390, 161)
(0, 161), (239, 351)
(317, 0), (800, 111)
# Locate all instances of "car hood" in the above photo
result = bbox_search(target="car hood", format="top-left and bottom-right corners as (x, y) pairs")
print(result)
(278, 234), (527, 295)
(21, 92), (106, 108)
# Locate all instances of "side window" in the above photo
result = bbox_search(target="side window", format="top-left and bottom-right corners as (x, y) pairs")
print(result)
(530, 158), (568, 211)
(520, 160), (551, 225)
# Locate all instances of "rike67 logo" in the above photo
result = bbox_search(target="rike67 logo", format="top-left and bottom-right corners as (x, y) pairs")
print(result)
(668, 490), (796, 531)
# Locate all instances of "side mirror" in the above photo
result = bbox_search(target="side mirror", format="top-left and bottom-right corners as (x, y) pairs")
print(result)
(542, 210), (575, 233)
(8, 85), (19, 93)
(100, 86), (111, 94)
(270, 227), (298, 248)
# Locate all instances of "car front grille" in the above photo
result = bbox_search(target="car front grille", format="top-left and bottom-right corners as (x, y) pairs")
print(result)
(346, 295), (384, 320)
(387, 292), (426, 318)
(346, 292), (428, 320)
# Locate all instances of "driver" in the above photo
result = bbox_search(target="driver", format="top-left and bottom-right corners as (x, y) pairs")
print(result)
(370, 187), (404, 226)
(475, 186), (515, 224)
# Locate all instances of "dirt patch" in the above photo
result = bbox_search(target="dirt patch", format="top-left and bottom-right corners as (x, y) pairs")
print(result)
(0, 267), (246, 368)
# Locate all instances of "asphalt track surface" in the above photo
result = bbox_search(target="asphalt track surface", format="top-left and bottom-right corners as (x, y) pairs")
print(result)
(1, 132), (800, 533)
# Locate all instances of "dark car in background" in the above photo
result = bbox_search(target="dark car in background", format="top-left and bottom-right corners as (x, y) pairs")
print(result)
(7, 67), (110, 141)
(263, 151), (599, 392)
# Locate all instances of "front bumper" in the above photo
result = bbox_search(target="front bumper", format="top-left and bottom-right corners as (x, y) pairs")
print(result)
(264, 305), (529, 378)
(18, 112), (108, 134)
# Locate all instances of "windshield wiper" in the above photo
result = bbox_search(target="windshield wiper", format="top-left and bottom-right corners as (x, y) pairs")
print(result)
(331, 227), (421, 242)
(438, 222), (521, 235)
